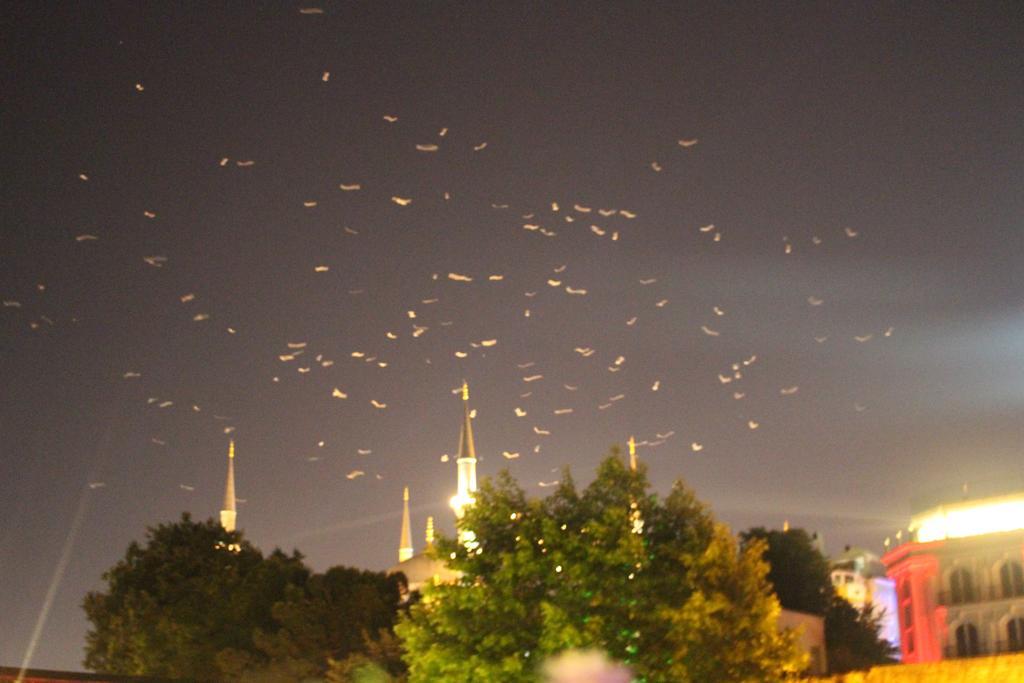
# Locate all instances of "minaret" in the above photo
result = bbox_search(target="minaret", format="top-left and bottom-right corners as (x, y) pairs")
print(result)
(220, 440), (237, 532)
(398, 486), (413, 562)
(425, 516), (435, 547)
(628, 436), (644, 535)
(449, 380), (478, 518)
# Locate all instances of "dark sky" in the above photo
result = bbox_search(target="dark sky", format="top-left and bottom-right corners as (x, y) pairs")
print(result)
(2, 1), (1023, 670)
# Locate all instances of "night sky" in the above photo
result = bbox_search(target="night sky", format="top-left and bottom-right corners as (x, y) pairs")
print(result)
(3, 2), (1023, 670)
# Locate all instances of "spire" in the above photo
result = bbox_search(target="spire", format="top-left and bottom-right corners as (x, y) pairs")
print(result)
(425, 516), (435, 547)
(457, 380), (476, 461)
(398, 486), (413, 562)
(220, 440), (237, 533)
(628, 435), (637, 472)
(450, 381), (478, 517)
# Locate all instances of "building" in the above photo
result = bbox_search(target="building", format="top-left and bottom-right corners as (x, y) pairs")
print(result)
(831, 546), (900, 653)
(777, 610), (827, 676)
(881, 489), (1024, 662)
(388, 383), (477, 592)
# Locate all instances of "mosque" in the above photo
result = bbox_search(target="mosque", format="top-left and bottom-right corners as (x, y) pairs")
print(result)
(213, 381), (477, 591)
(386, 381), (476, 592)
(211, 384), (828, 671)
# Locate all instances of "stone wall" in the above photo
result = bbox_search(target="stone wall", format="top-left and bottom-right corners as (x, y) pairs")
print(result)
(808, 653), (1024, 682)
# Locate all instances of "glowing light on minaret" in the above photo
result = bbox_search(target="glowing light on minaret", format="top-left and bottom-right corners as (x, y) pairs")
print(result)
(399, 486), (413, 562)
(449, 380), (478, 518)
(220, 440), (237, 533)
(627, 436), (644, 534)
(425, 516), (435, 547)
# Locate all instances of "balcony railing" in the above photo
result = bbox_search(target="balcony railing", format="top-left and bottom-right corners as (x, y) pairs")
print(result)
(943, 641), (1024, 659)
(937, 585), (1024, 606)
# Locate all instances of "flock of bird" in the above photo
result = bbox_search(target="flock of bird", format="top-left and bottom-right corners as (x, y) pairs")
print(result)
(3, 7), (896, 503)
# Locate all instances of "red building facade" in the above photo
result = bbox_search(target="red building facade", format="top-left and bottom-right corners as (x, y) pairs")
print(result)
(882, 492), (1024, 663)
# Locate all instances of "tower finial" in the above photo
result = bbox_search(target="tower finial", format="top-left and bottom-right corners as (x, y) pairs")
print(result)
(425, 516), (435, 546)
(229, 439), (235, 459)
(461, 379), (469, 401)
(628, 435), (637, 471)
(399, 486), (413, 562)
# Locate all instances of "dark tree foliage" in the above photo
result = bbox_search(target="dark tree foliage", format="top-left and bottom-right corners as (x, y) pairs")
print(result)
(222, 567), (407, 680)
(741, 526), (897, 674)
(83, 513), (308, 680)
(397, 452), (805, 682)
(84, 513), (407, 681)
(740, 527), (832, 616)
(824, 596), (898, 674)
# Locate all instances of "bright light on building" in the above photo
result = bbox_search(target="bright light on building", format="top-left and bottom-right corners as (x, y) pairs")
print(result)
(910, 493), (1024, 542)
(450, 492), (475, 515)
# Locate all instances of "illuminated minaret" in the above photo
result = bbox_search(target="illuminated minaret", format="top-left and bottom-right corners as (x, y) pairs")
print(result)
(425, 516), (435, 547)
(449, 381), (478, 518)
(628, 436), (644, 535)
(220, 440), (237, 533)
(398, 486), (413, 562)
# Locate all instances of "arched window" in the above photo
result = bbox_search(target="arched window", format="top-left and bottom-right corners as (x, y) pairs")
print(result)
(950, 568), (975, 604)
(1001, 562), (1024, 598)
(902, 580), (911, 600)
(956, 623), (980, 657)
(1009, 618), (1024, 652)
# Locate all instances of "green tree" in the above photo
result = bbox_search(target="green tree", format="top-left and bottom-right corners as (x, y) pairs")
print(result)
(824, 596), (897, 674)
(740, 526), (897, 673)
(326, 630), (407, 683)
(396, 451), (805, 682)
(83, 513), (309, 680)
(739, 527), (831, 616)
(84, 514), (408, 681)
(224, 567), (407, 681)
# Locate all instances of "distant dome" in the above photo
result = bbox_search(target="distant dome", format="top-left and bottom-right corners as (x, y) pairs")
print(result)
(388, 549), (461, 594)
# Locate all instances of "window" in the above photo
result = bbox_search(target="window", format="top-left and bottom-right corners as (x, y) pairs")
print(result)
(950, 568), (976, 604)
(1009, 617), (1024, 652)
(904, 604), (913, 628)
(1001, 562), (1024, 598)
(902, 580), (911, 600)
(906, 632), (914, 654)
(956, 623), (980, 657)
